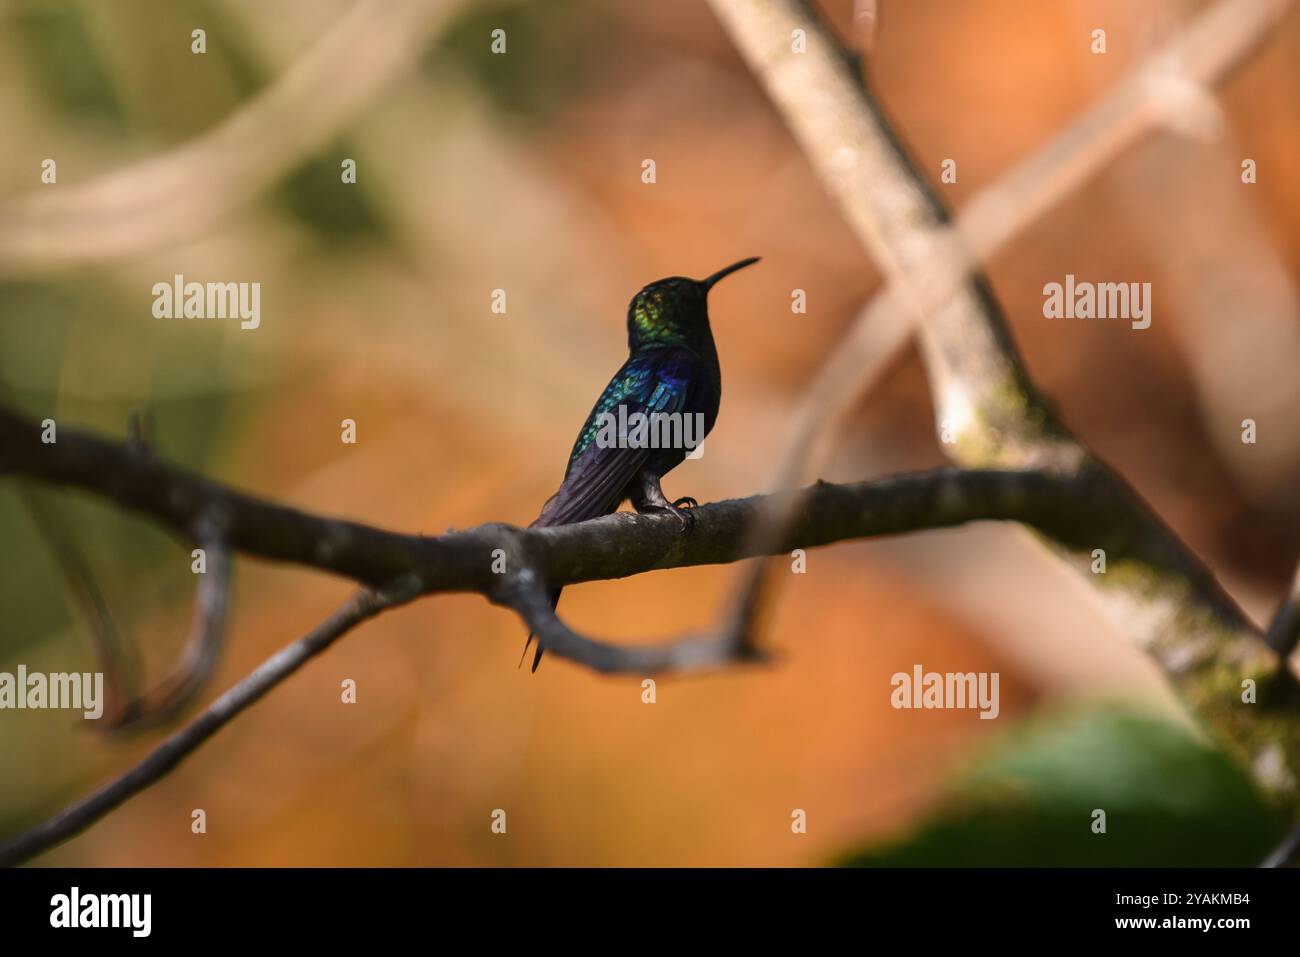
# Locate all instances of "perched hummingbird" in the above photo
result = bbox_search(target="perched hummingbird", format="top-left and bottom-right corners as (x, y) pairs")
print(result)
(522, 257), (761, 671)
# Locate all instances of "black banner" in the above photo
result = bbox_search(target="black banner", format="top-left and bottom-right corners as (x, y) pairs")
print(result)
(0, 867), (1293, 944)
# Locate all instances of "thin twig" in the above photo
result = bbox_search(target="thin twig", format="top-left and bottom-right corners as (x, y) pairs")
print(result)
(500, 572), (763, 675)
(107, 535), (233, 730)
(20, 418), (235, 729)
(18, 485), (138, 719)
(0, 575), (423, 867)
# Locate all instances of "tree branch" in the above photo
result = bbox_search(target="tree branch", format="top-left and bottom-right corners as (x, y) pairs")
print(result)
(0, 404), (1103, 594)
(6, 404), (1258, 628)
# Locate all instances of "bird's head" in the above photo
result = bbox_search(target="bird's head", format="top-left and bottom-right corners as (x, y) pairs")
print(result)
(626, 257), (760, 351)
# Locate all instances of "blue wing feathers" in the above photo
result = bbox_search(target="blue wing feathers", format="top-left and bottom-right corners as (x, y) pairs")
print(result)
(533, 348), (699, 528)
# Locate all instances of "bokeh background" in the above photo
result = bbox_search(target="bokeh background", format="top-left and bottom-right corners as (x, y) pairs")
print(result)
(1, 0), (1297, 865)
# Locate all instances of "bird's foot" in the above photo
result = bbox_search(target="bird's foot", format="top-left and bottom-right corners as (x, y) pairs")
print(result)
(643, 501), (696, 532)
(664, 497), (698, 532)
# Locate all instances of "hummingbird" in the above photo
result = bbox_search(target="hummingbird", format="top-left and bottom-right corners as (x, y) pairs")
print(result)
(522, 257), (761, 671)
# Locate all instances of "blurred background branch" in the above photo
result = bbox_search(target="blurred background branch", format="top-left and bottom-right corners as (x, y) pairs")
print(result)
(703, 0), (1299, 801)
(0, 0), (469, 274)
(1266, 564), (1300, 657)
(17, 484), (137, 719)
(105, 527), (231, 730)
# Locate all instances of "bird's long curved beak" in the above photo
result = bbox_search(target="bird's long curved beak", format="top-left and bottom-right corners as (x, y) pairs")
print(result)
(701, 256), (761, 292)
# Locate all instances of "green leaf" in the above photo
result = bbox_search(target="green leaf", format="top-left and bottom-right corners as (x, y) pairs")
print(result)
(840, 708), (1287, 867)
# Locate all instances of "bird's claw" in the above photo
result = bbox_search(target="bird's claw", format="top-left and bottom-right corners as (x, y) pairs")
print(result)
(666, 497), (697, 532)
